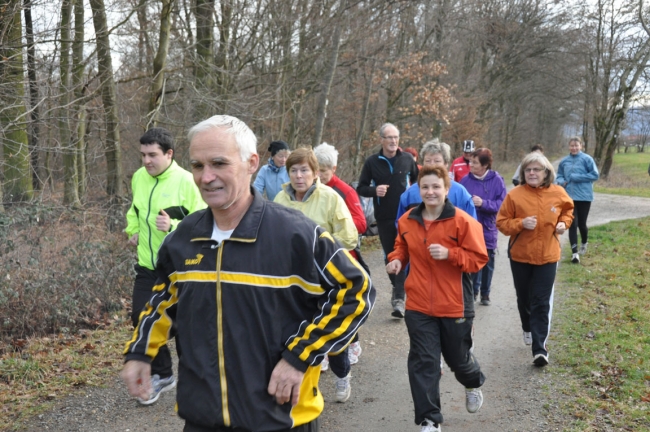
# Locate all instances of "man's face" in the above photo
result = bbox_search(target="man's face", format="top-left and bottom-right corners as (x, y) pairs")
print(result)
(140, 144), (173, 177)
(189, 128), (259, 211)
(380, 126), (400, 156)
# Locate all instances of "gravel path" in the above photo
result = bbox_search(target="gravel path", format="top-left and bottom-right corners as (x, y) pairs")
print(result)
(19, 192), (650, 432)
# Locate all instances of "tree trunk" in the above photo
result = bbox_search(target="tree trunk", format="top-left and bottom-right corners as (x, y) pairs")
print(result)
(23, 0), (41, 191)
(354, 59), (375, 175)
(60, 0), (81, 206)
(313, 0), (346, 147)
(73, 0), (87, 198)
(89, 0), (123, 200)
(0, 0), (34, 203)
(194, 0), (215, 119)
(147, 0), (175, 127)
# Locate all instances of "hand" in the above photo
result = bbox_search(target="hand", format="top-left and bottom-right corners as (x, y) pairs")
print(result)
(128, 233), (139, 246)
(522, 216), (537, 230)
(267, 358), (304, 407)
(376, 184), (389, 197)
(156, 209), (171, 232)
(121, 360), (152, 401)
(555, 222), (566, 235)
(428, 244), (449, 260)
(471, 195), (483, 207)
(386, 260), (402, 274)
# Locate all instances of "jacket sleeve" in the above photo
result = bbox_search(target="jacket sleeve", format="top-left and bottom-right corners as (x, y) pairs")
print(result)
(557, 189), (575, 228)
(356, 160), (376, 198)
(409, 160), (419, 186)
(446, 216), (489, 273)
(570, 156), (599, 183)
(555, 159), (567, 186)
(395, 191), (408, 227)
(480, 176), (506, 215)
(124, 233), (178, 363)
(343, 188), (367, 235)
(125, 175), (139, 237)
(253, 167), (266, 195)
(169, 177), (207, 232)
(459, 187), (477, 219)
(387, 216), (410, 265)
(330, 195), (359, 250)
(282, 227), (375, 371)
(496, 193), (524, 236)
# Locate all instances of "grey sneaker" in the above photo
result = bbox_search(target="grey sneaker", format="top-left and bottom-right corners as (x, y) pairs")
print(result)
(137, 374), (176, 406)
(579, 243), (588, 255)
(421, 419), (441, 432)
(480, 296), (490, 306)
(523, 332), (533, 346)
(465, 388), (483, 413)
(571, 253), (580, 264)
(320, 356), (329, 371)
(348, 342), (362, 365)
(391, 299), (405, 318)
(334, 373), (351, 403)
(533, 353), (549, 367)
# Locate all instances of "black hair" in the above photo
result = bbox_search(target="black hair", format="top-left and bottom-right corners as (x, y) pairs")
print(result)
(140, 127), (175, 156)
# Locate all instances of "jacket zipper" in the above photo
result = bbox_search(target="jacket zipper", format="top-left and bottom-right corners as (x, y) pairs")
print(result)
(146, 178), (160, 269)
(215, 243), (231, 426)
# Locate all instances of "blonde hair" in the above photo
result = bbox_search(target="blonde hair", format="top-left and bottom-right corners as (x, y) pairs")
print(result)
(519, 152), (555, 187)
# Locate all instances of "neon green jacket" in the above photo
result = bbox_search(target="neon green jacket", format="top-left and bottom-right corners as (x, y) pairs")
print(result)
(125, 160), (206, 270)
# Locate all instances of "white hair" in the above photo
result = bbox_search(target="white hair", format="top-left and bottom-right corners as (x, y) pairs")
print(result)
(420, 139), (451, 166)
(379, 123), (399, 138)
(187, 115), (257, 162)
(313, 142), (339, 168)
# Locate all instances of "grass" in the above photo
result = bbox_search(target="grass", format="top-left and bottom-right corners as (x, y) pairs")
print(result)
(550, 217), (650, 431)
(593, 149), (650, 198)
(0, 317), (132, 431)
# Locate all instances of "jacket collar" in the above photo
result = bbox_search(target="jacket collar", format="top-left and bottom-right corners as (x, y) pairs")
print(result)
(190, 187), (265, 242)
(153, 160), (178, 180)
(281, 178), (320, 202)
(408, 198), (456, 225)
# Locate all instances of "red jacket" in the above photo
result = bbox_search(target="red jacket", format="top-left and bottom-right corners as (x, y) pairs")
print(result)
(388, 201), (488, 318)
(450, 156), (471, 182)
(327, 175), (367, 235)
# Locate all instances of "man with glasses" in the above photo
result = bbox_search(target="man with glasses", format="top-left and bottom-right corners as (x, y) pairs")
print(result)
(357, 123), (419, 318)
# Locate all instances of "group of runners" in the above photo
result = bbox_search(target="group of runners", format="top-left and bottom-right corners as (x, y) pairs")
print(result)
(122, 118), (598, 432)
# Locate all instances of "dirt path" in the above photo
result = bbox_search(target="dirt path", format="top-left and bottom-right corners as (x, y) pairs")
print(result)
(20, 193), (650, 432)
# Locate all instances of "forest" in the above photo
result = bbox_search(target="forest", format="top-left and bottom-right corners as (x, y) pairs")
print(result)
(1, 0), (649, 342)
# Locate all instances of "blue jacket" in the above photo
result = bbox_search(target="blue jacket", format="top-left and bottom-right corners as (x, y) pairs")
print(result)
(253, 159), (289, 201)
(460, 170), (506, 249)
(556, 152), (599, 202)
(396, 181), (477, 223)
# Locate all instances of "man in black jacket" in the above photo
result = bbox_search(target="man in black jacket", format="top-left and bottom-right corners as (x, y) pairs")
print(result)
(357, 123), (418, 318)
(122, 115), (375, 432)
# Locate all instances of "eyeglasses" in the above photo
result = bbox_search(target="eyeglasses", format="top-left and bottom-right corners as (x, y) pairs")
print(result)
(382, 135), (399, 140)
(524, 167), (545, 173)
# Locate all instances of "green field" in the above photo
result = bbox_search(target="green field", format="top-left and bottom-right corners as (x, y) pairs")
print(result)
(593, 150), (650, 198)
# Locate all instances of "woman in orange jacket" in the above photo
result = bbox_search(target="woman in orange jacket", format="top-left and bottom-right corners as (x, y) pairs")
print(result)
(497, 152), (574, 367)
(387, 165), (488, 432)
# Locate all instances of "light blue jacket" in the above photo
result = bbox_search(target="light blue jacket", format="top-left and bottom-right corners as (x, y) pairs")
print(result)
(396, 180), (477, 224)
(253, 159), (289, 201)
(556, 152), (599, 202)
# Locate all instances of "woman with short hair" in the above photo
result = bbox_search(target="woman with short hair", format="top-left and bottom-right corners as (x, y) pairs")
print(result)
(497, 152), (574, 367)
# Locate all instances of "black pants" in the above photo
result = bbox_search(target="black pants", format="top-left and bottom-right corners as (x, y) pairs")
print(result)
(404, 311), (485, 426)
(569, 200), (592, 253)
(377, 219), (405, 302)
(509, 260), (557, 357)
(184, 418), (320, 432)
(131, 264), (173, 378)
(327, 347), (351, 379)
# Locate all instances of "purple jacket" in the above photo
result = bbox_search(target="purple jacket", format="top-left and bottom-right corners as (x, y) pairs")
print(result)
(460, 170), (506, 249)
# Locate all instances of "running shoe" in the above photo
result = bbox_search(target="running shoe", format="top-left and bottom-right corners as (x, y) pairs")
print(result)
(571, 253), (580, 264)
(421, 419), (441, 432)
(334, 373), (351, 403)
(321, 356), (329, 372)
(348, 342), (362, 365)
(391, 299), (405, 318)
(523, 332), (533, 346)
(137, 374), (176, 406)
(465, 388), (483, 413)
(533, 353), (549, 367)
(579, 243), (588, 255)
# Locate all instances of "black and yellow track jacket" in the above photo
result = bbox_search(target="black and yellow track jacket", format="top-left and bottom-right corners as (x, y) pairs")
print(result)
(124, 189), (375, 431)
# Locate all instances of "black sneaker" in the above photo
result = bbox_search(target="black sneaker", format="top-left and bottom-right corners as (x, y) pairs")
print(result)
(533, 353), (549, 367)
(391, 299), (405, 318)
(571, 253), (580, 264)
(480, 296), (490, 306)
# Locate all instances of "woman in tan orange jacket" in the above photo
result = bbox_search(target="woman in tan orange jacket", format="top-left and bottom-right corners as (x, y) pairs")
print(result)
(497, 152), (574, 368)
(387, 166), (488, 432)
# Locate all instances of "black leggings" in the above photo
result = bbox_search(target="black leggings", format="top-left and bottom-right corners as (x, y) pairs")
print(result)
(569, 201), (591, 253)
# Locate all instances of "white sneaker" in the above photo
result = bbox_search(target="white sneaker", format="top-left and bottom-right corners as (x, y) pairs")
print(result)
(571, 253), (580, 264)
(320, 356), (329, 371)
(579, 243), (588, 255)
(136, 374), (176, 406)
(465, 388), (483, 413)
(391, 299), (405, 318)
(334, 373), (351, 403)
(523, 332), (532, 346)
(420, 419), (441, 432)
(348, 342), (362, 365)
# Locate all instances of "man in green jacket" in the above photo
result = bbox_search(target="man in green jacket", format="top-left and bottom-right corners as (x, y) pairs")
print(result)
(124, 127), (205, 405)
